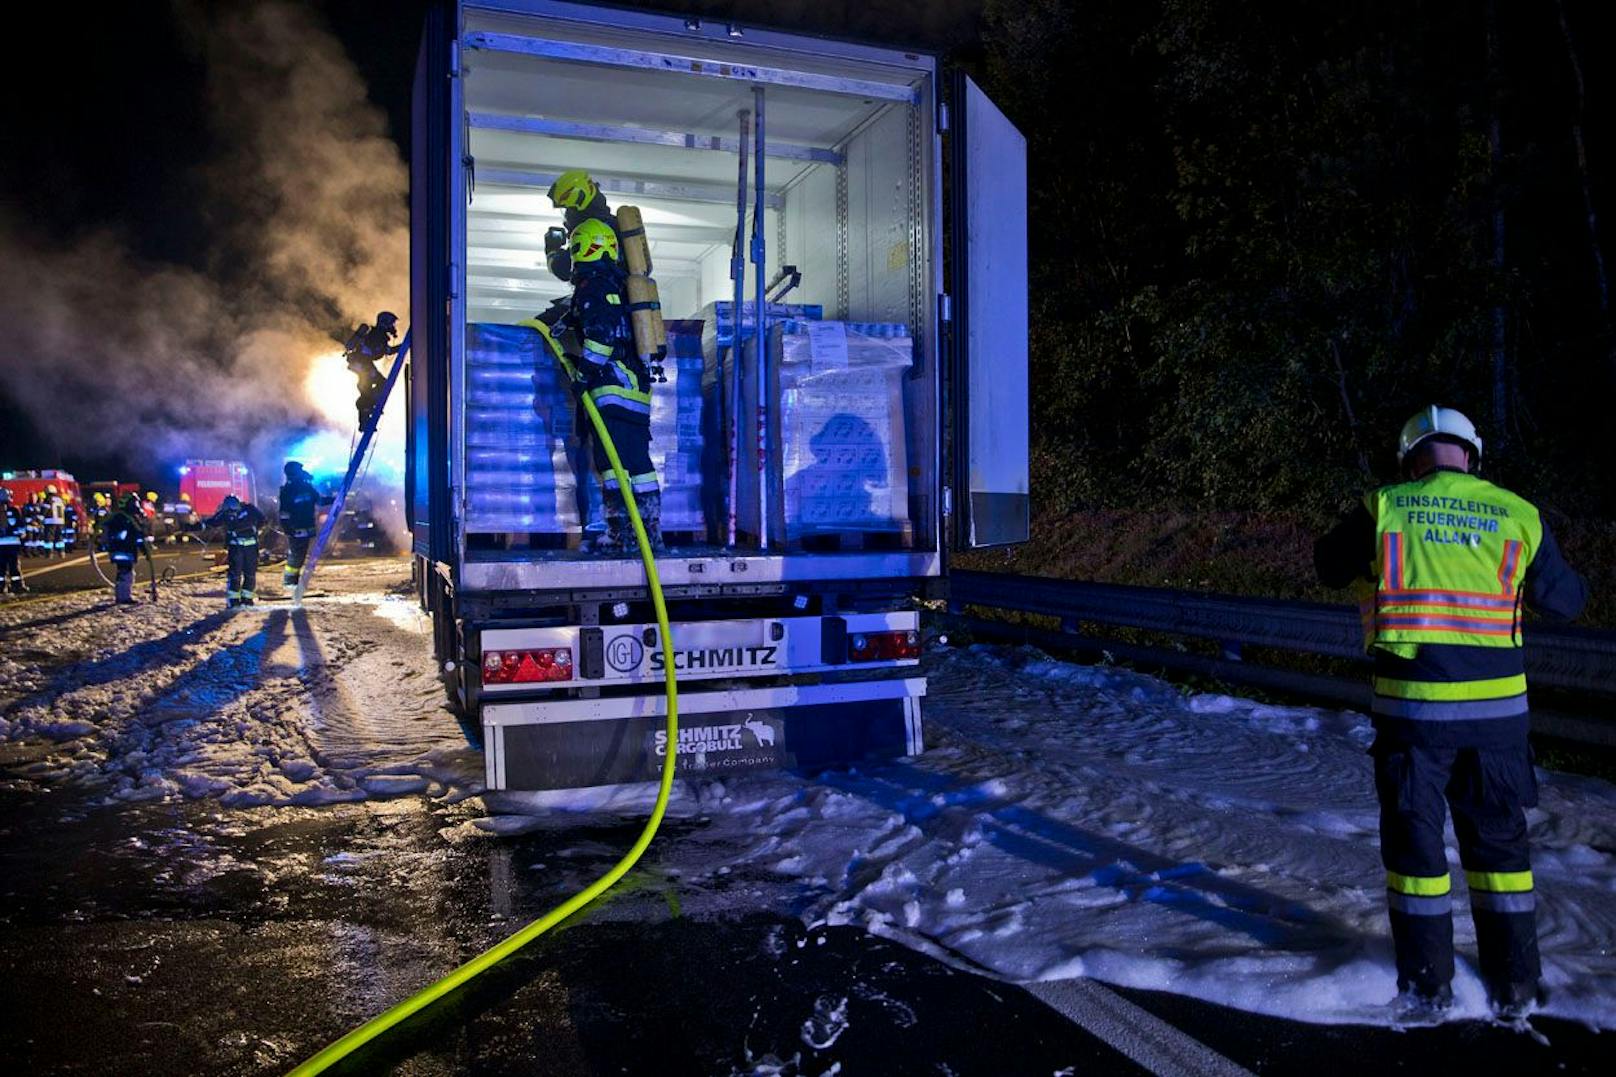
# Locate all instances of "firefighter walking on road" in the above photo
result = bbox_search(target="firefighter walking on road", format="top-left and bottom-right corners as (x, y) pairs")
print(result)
(203, 494), (266, 608)
(0, 487), (26, 593)
(1315, 406), (1588, 1019)
(344, 311), (402, 429)
(278, 461), (333, 590)
(102, 494), (150, 605)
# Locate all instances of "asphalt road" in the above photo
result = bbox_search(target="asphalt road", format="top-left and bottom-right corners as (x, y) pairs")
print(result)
(0, 783), (1607, 1077)
(4, 543), (225, 597)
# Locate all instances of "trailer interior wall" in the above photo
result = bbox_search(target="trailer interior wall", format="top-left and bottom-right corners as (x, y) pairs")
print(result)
(456, 1), (939, 583)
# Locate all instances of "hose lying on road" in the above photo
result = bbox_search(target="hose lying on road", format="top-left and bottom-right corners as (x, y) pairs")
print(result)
(287, 391), (680, 1077)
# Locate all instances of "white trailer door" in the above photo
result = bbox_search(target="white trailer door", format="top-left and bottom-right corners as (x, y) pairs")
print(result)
(948, 74), (1029, 548)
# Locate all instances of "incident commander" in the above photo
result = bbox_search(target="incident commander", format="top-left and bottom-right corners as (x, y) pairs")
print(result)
(1315, 406), (1586, 1019)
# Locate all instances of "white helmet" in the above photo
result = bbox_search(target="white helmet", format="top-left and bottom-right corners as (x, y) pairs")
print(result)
(1398, 405), (1482, 465)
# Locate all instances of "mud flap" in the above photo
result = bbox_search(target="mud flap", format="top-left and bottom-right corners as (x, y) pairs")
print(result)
(483, 679), (925, 792)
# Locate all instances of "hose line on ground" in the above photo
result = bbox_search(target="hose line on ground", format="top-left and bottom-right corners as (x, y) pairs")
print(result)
(287, 393), (679, 1077)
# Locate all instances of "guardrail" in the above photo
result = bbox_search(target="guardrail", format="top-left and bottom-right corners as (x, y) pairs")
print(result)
(949, 571), (1616, 746)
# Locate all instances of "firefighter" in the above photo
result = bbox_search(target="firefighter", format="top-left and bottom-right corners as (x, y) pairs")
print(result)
(544, 170), (618, 283)
(43, 484), (66, 557)
(1314, 406), (1587, 1018)
(552, 218), (662, 554)
(89, 491), (110, 527)
(278, 461), (333, 589)
(0, 487), (25, 593)
(102, 494), (150, 605)
(143, 491), (160, 521)
(62, 498), (80, 552)
(344, 311), (402, 429)
(25, 492), (47, 557)
(202, 494), (266, 608)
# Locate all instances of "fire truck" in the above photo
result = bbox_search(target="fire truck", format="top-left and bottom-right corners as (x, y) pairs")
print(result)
(179, 460), (256, 517)
(0, 469), (88, 549)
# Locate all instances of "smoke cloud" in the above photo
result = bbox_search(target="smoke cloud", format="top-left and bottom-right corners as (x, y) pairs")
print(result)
(0, 0), (406, 489)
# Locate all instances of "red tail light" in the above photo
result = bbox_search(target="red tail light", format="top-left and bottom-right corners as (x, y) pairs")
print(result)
(481, 647), (574, 684)
(847, 629), (921, 662)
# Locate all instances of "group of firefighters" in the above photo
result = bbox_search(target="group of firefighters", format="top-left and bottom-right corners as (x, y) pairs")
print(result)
(0, 486), (80, 564)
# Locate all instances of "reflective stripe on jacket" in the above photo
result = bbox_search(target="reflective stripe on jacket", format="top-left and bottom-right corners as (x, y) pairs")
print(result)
(1365, 471), (1541, 722)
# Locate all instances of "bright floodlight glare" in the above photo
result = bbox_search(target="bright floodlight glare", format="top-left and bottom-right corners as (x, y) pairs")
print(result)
(305, 352), (356, 429)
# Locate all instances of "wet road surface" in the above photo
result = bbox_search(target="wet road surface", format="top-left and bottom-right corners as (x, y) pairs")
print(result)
(1, 783), (1609, 1077)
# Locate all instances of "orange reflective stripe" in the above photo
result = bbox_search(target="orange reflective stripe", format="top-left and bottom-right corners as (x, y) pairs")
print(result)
(1497, 539), (1523, 596)
(1382, 531), (1404, 590)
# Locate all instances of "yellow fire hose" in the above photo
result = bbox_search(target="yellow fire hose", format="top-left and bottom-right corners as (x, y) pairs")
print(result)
(287, 393), (679, 1076)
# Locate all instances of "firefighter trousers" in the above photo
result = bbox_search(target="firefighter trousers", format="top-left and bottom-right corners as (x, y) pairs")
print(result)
(1371, 735), (1540, 997)
(0, 544), (21, 591)
(226, 543), (258, 605)
(285, 533), (312, 585)
(111, 556), (135, 604)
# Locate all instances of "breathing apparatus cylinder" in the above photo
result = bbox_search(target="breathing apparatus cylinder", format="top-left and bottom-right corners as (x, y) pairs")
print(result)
(616, 206), (668, 375)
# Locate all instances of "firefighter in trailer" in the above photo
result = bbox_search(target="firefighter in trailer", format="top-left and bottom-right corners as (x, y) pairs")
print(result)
(1314, 406), (1587, 1018)
(278, 461), (333, 589)
(544, 170), (618, 283)
(102, 494), (151, 605)
(556, 218), (662, 554)
(344, 311), (401, 429)
(0, 487), (26, 593)
(202, 494), (266, 608)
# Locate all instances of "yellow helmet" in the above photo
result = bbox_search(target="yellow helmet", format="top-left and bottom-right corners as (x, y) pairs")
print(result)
(93, 492), (107, 506)
(179, 492), (192, 503)
(547, 169), (598, 210)
(568, 218), (619, 265)
(146, 491), (159, 502)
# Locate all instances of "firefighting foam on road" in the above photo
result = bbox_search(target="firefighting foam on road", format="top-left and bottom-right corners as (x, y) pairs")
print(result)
(3, 560), (1616, 1052)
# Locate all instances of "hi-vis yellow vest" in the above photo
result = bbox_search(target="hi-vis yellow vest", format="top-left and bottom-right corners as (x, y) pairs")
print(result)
(1362, 470), (1541, 656)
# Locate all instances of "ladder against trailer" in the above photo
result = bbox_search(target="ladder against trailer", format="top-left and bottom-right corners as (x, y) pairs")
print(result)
(293, 330), (411, 605)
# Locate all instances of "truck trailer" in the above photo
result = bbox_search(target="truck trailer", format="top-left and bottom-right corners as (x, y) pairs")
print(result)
(409, 0), (1028, 792)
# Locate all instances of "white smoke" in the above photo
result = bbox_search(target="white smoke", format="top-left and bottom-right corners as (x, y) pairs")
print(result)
(0, 1), (407, 500)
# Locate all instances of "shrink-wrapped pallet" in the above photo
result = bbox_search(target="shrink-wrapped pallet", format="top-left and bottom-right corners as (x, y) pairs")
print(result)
(463, 323), (585, 535)
(649, 320), (707, 534)
(698, 301), (825, 541)
(735, 321), (913, 547)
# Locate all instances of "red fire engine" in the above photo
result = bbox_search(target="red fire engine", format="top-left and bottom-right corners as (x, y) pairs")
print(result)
(179, 460), (256, 517)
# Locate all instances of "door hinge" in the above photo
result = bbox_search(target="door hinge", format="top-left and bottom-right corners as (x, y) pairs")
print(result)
(942, 485), (953, 517)
(938, 293), (952, 323)
(938, 101), (949, 133)
(450, 41), (461, 78)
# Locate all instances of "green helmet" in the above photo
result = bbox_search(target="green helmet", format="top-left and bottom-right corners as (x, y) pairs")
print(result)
(547, 169), (598, 210)
(568, 218), (619, 265)
(1398, 405), (1482, 465)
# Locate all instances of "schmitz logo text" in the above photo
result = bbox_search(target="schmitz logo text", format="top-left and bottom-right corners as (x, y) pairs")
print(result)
(653, 719), (777, 757)
(649, 645), (778, 672)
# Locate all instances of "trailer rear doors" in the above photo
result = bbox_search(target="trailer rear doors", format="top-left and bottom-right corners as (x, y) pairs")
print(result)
(948, 73), (1030, 549)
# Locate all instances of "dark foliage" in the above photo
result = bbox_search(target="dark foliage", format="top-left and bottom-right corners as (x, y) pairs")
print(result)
(975, 0), (1615, 522)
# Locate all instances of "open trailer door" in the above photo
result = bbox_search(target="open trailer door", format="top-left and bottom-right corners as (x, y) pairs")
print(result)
(948, 73), (1029, 549)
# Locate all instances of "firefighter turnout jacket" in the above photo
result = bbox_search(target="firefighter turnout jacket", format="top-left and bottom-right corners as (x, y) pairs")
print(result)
(568, 263), (651, 426)
(203, 502), (267, 546)
(278, 477), (333, 539)
(101, 510), (148, 564)
(1316, 467), (1587, 746)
